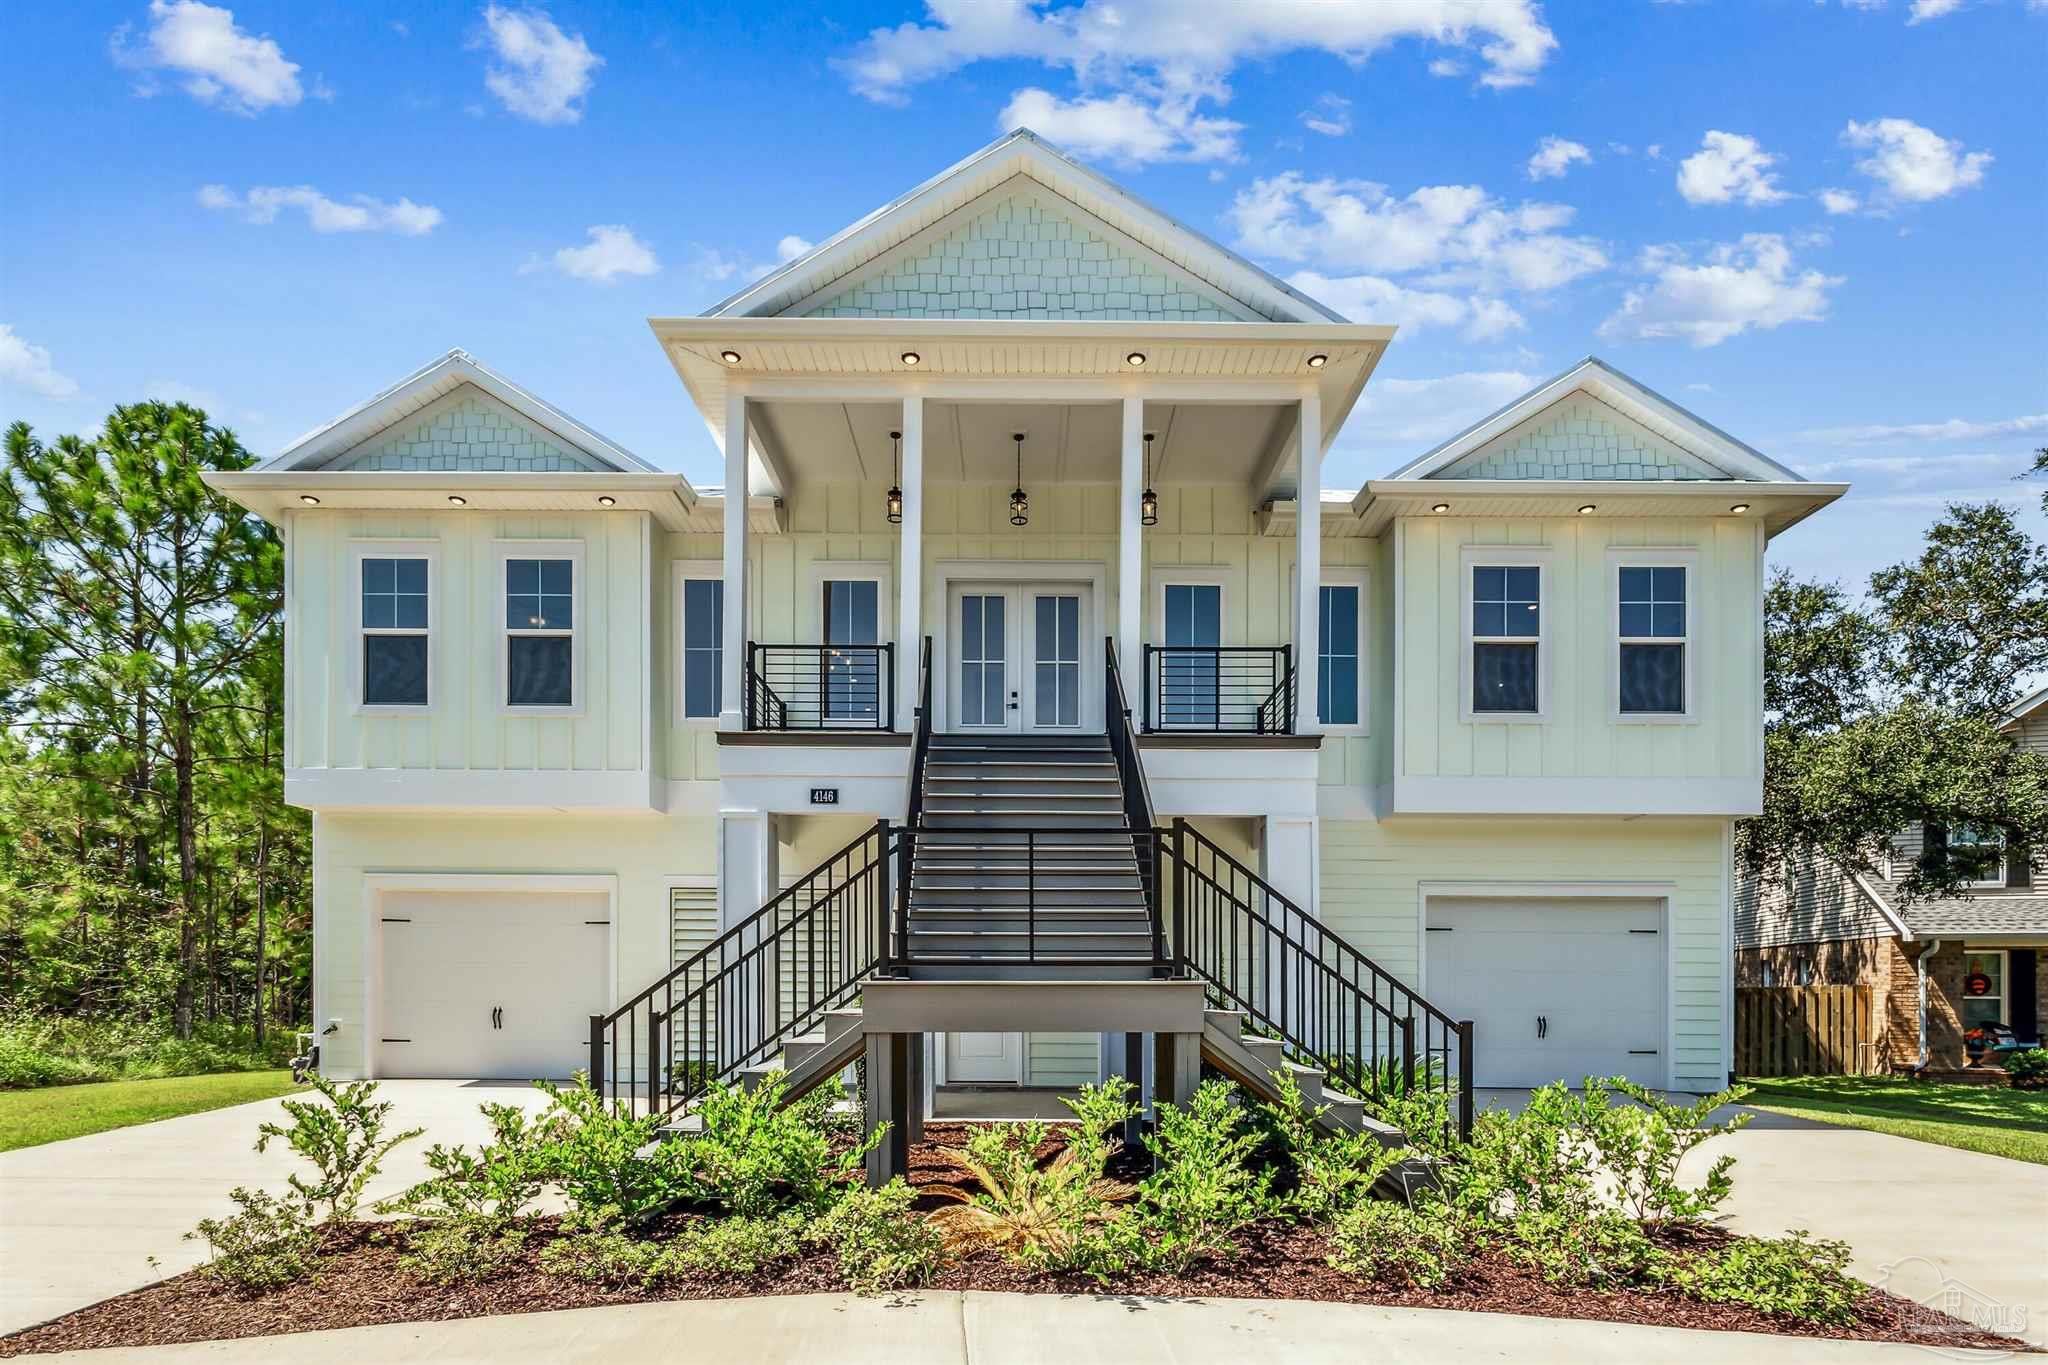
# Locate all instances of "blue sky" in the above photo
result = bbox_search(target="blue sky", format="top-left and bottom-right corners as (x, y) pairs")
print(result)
(2, 1), (2042, 589)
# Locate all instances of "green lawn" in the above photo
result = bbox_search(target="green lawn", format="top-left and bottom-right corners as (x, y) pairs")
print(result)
(0, 1070), (298, 1153)
(1741, 1074), (2048, 1165)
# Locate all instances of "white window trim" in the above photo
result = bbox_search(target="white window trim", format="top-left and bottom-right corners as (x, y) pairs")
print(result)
(1961, 948), (2009, 1025)
(1953, 825), (2009, 889)
(348, 540), (440, 716)
(1458, 545), (1555, 724)
(495, 539), (586, 717)
(1318, 567), (1370, 735)
(1607, 547), (1703, 725)
(672, 560), (723, 728)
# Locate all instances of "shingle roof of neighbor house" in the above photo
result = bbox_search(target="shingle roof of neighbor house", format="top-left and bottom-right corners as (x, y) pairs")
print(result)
(1896, 896), (2048, 937)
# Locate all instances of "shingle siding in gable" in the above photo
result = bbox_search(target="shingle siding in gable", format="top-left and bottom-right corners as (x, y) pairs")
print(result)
(803, 191), (1257, 321)
(1439, 396), (1725, 481)
(333, 392), (604, 473)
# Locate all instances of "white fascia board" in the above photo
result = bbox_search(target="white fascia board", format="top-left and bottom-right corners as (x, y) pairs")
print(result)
(1352, 479), (1849, 539)
(202, 470), (697, 531)
(265, 349), (659, 476)
(704, 129), (1347, 325)
(1384, 357), (1808, 485)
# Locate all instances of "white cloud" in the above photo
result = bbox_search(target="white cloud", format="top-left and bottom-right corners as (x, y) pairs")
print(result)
(110, 0), (306, 114)
(0, 325), (81, 400)
(1600, 233), (1843, 347)
(1426, 57), (1464, 77)
(530, 225), (659, 284)
(1793, 413), (2048, 444)
(1907, 0), (1963, 21)
(1525, 136), (1590, 181)
(1228, 173), (1607, 294)
(1676, 131), (1791, 205)
(479, 5), (601, 125)
(1818, 187), (1861, 215)
(1842, 117), (1990, 202)
(1288, 272), (1524, 341)
(1645, 143), (1663, 160)
(997, 87), (1242, 164)
(198, 184), (443, 235)
(1300, 93), (1351, 138)
(1342, 370), (1538, 446)
(1797, 451), (2025, 481)
(775, 235), (814, 263)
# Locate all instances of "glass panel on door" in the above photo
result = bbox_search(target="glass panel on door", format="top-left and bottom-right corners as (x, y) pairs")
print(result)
(958, 593), (1009, 728)
(1033, 593), (1081, 728)
(1162, 583), (1221, 728)
(824, 580), (880, 722)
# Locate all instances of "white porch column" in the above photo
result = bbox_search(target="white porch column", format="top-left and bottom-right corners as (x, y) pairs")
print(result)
(717, 809), (773, 930)
(1261, 813), (1321, 1042)
(719, 390), (749, 731)
(1118, 395), (1145, 701)
(1294, 390), (1322, 734)
(896, 396), (924, 732)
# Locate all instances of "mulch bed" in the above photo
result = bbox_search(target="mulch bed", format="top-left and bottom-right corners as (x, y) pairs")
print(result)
(1, 1122), (2031, 1357)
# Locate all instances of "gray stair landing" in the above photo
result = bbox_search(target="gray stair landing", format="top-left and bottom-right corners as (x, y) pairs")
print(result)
(908, 731), (1154, 979)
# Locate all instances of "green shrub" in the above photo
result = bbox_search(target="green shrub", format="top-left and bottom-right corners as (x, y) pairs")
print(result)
(0, 1013), (292, 1089)
(1257, 1069), (1401, 1225)
(398, 1221), (529, 1285)
(185, 1187), (317, 1290)
(661, 1213), (806, 1277)
(677, 1074), (878, 1217)
(1328, 1199), (1469, 1288)
(530, 1076), (685, 1223)
(536, 1217), (655, 1286)
(1136, 1080), (1275, 1271)
(805, 1178), (949, 1292)
(2004, 1047), (2048, 1088)
(1663, 1231), (1866, 1325)
(378, 1100), (557, 1226)
(1432, 1084), (1603, 1229)
(1583, 1079), (1751, 1224)
(256, 1075), (422, 1224)
(1507, 1207), (1665, 1287)
(1359, 1084), (1458, 1160)
(927, 1119), (1133, 1271)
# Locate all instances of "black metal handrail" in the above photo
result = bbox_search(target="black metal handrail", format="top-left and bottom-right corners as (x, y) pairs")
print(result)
(894, 636), (934, 972)
(1142, 644), (1295, 734)
(1166, 818), (1473, 1141)
(745, 643), (895, 730)
(589, 820), (897, 1121)
(1106, 638), (1165, 968)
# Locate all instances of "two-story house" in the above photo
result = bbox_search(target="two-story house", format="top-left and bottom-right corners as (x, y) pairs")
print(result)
(1735, 685), (2046, 1075)
(205, 131), (1844, 1160)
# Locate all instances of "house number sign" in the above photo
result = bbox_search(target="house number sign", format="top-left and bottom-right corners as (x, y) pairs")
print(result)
(810, 787), (839, 805)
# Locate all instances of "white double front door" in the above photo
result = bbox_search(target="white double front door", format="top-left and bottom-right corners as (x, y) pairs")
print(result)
(949, 583), (1090, 734)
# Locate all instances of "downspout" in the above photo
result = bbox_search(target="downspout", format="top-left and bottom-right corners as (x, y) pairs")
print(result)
(1912, 939), (1945, 1074)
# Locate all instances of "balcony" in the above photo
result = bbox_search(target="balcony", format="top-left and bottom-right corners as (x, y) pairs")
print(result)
(1141, 645), (1295, 734)
(744, 643), (897, 731)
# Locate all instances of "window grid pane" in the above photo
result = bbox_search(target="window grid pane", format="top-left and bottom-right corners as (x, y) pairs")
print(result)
(360, 557), (429, 706)
(505, 557), (573, 707)
(1472, 565), (1539, 639)
(1318, 585), (1359, 726)
(1619, 565), (1687, 638)
(681, 577), (722, 718)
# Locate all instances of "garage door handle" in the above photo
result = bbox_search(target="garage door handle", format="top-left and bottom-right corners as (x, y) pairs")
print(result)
(1536, 1015), (1547, 1039)
(491, 1006), (503, 1030)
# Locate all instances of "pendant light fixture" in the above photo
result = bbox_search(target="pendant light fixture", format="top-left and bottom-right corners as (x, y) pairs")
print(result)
(885, 430), (904, 524)
(1140, 431), (1159, 527)
(1008, 431), (1029, 526)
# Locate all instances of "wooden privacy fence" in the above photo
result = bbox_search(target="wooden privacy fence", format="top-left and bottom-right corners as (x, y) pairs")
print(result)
(1735, 985), (1875, 1077)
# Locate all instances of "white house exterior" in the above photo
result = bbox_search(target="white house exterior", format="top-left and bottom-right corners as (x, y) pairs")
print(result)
(206, 131), (1844, 1121)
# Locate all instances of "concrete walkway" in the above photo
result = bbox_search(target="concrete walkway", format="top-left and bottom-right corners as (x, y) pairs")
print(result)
(15, 1291), (2019, 1363)
(0, 1080), (555, 1337)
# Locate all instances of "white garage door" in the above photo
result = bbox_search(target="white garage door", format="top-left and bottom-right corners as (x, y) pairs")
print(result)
(1424, 898), (1665, 1089)
(378, 889), (610, 1080)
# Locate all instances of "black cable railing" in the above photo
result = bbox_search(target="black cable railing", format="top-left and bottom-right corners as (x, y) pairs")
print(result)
(1165, 817), (1474, 1142)
(589, 820), (898, 1122)
(1142, 645), (1295, 733)
(745, 643), (895, 730)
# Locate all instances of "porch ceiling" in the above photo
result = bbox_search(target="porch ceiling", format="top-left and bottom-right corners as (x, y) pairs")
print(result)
(755, 397), (1295, 487)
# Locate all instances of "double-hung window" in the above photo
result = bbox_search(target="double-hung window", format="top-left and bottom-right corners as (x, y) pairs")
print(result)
(1317, 575), (1367, 728)
(359, 554), (431, 707)
(1960, 950), (2007, 1033)
(676, 566), (723, 721)
(1619, 566), (1688, 715)
(1470, 565), (1541, 714)
(504, 555), (576, 709)
(1950, 823), (2007, 888)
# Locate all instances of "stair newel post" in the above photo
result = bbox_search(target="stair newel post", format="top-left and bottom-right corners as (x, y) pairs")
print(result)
(1456, 1019), (1476, 1143)
(874, 818), (892, 972)
(1142, 645), (1154, 733)
(1280, 643), (1293, 733)
(1401, 1013), (1416, 1095)
(647, 1005), (665, 1117)
(1171, 817), (1187, 974)
(588, 1014), (605, 1101)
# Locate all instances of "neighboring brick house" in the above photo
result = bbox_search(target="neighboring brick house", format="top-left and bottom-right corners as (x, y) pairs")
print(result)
(1734, 685), (2047, 1074)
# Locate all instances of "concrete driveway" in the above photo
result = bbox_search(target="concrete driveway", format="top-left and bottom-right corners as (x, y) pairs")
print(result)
(0, 1079), (555, 1337)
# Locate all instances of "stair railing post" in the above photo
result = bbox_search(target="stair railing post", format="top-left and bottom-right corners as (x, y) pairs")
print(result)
(875, 818), (892, 971)
(1281, 643), (1293, 733)
(588, 1013), (605, 1099)
(1401, 1013), (1416, 1095)
(1172, 817), (1188, 975)
(884, 645), (896, 731)
(1142, 645), (1154, 733)
(647, 1006), (665, 1118)
(1457, 1019), (1475, 1143)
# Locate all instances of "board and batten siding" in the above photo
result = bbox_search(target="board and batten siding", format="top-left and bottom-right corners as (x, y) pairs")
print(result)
(1395, 516), (1763, 784)
(1318, 816), (1732, 1090)
(289, 510), (649, 776)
